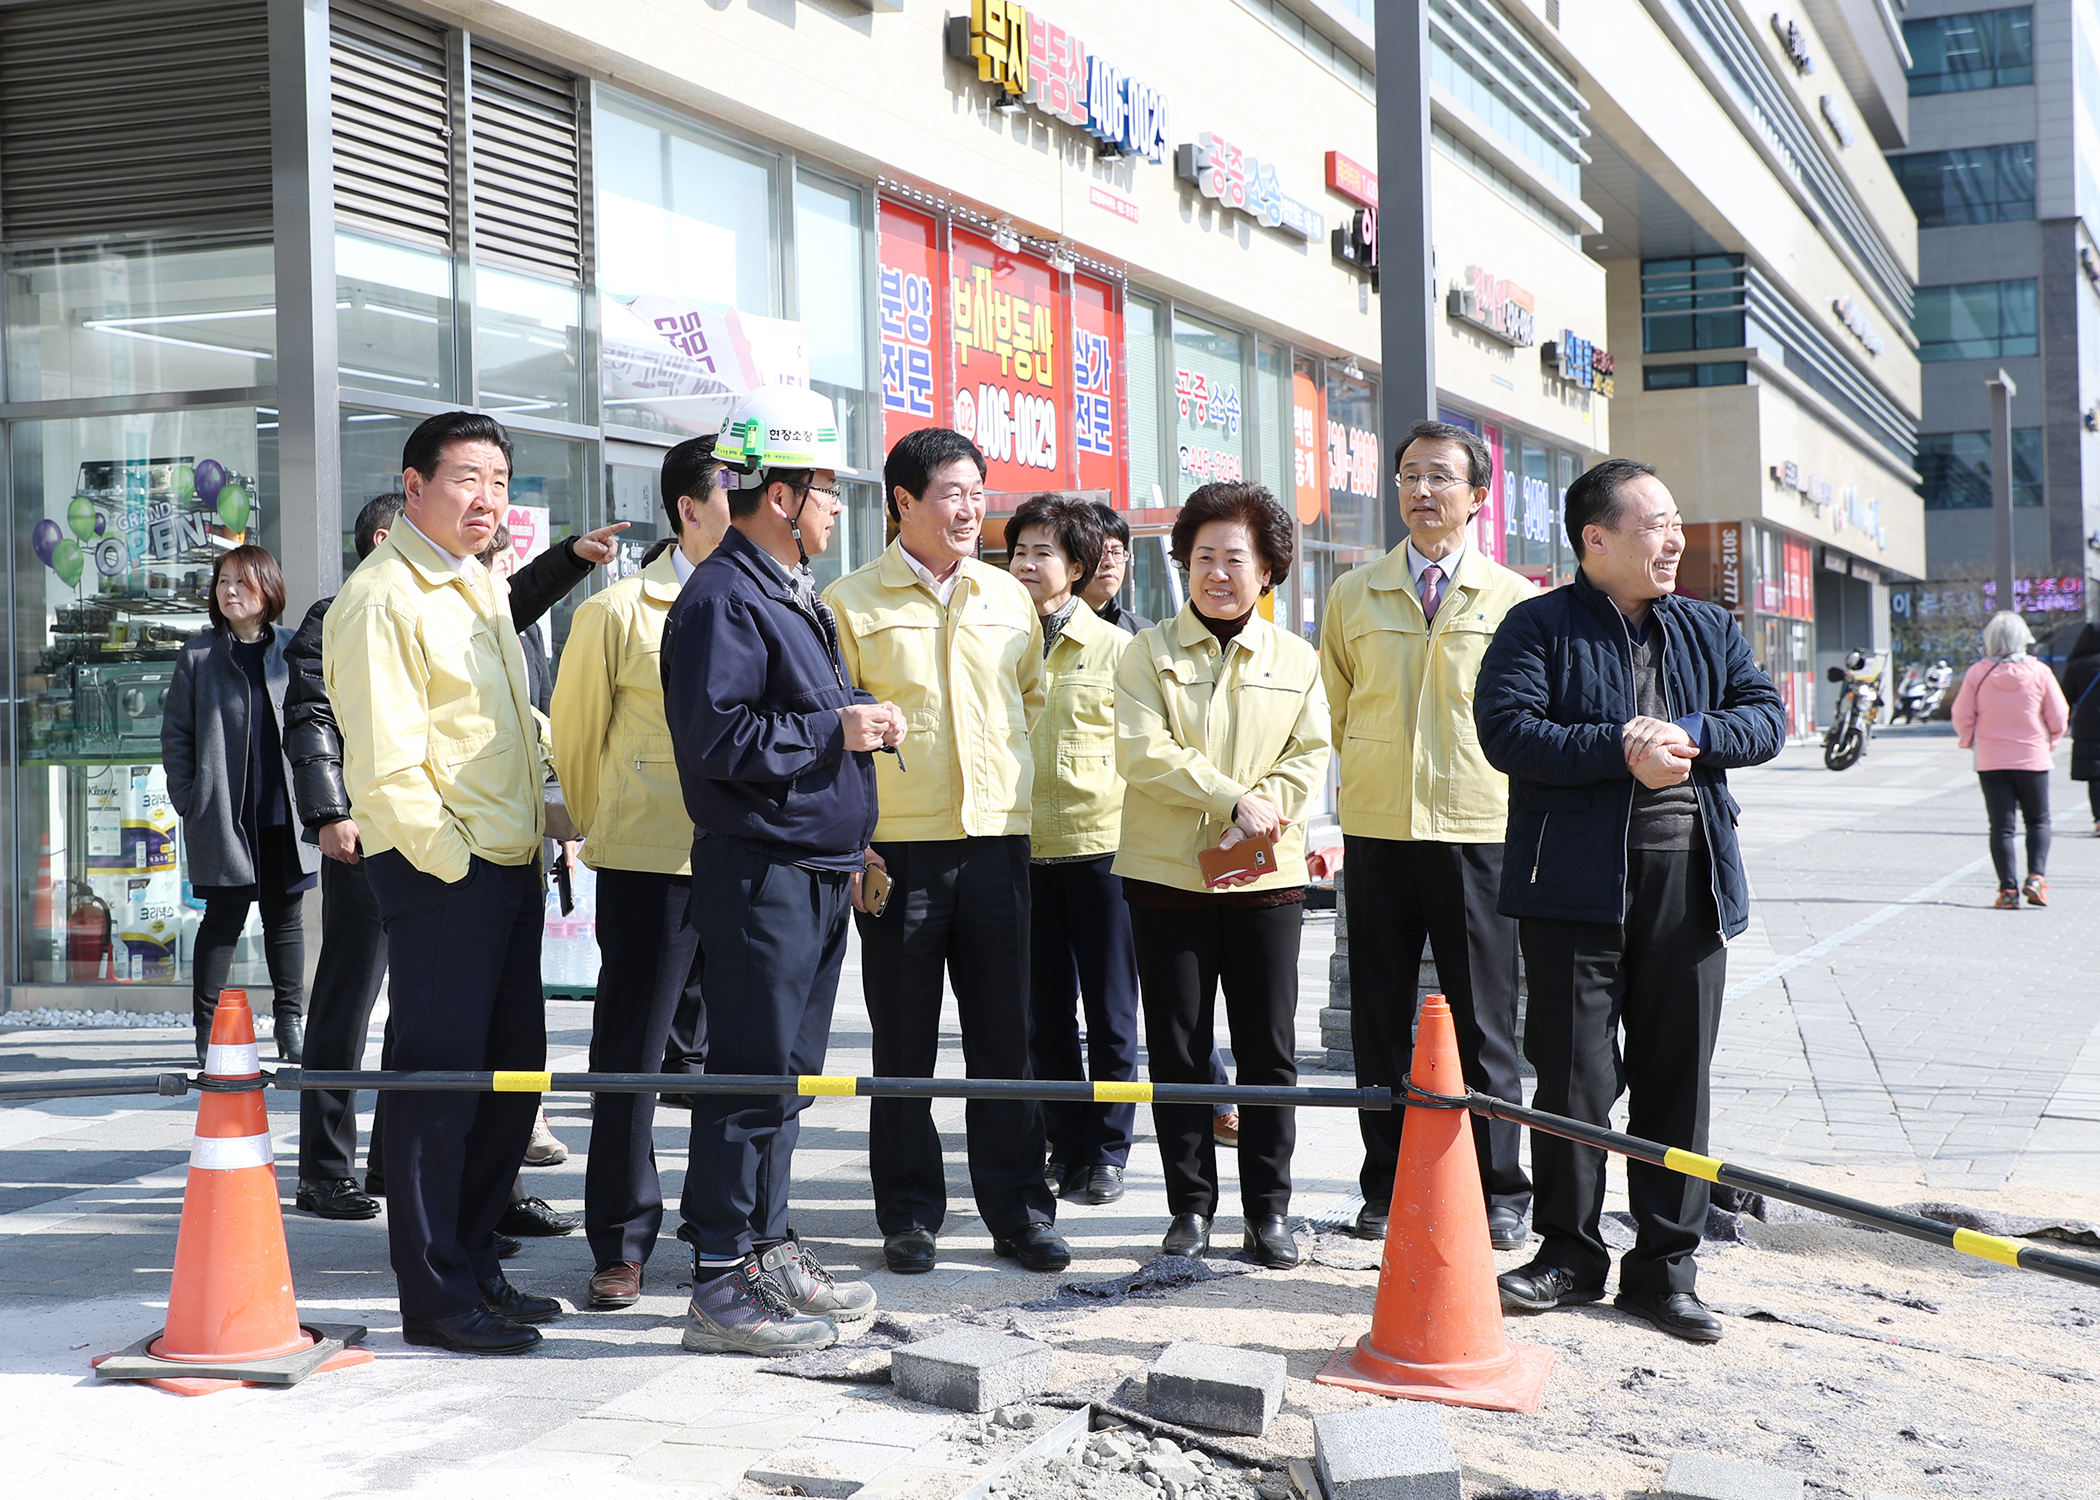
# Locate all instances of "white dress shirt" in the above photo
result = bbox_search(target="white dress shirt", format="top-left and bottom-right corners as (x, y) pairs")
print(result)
(901, 543), (963, 606)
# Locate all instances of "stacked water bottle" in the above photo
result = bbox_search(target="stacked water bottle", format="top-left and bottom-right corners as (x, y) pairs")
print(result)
(542, 851), (599, 992)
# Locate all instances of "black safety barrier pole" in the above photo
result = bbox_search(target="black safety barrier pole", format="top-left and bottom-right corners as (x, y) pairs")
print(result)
(0, 1075), (179, 1103)
(1399, 1083), (2100, 1293)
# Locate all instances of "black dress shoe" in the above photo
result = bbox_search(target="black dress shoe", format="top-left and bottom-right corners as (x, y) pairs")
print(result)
(1497, 1260), (1605, 1312)
(295, 1177), (380, 1220)
(495, 1233), (522, 1259)
(275, 1014), (305, 1064)
(479, 1273), (563, 1323)
(1242, 1215), (1301, 1269)
(657, 1093), (694, 1111)
(1487, 1207), (1528, 1251)
(992, 1221), (1072, 1272)
(1083, 1165), (1125, 1205)
(401, 1305), (541, 1355)
(1352, 1202), (1389, 1241)
(883, 1227), (938, 1274)
(1161, 1213), (1212, 1257)
(496, 1197), (579, 1236)
(1045, 1161), (1079, 1199)
(1614, 1290), (1723, 1343)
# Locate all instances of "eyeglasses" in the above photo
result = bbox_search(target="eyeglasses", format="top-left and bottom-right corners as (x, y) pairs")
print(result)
(799, 482), (842, 505)
(1099, 545), (1129, 562)
(1396, 472), (1470, 493)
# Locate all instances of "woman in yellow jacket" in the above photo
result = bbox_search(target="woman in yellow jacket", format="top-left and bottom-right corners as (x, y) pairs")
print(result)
(1007, 493), (1138, 1208)
(1114, 482), (1331, 1269)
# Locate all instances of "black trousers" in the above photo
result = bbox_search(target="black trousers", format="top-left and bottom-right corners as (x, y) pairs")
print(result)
(1028, 856), (1141, 1170)
(1344, 836), (1529, 1216)
(858, 836), (1054, 1239)
(661, 973), (708, 1074)
(1979, 768), (2051, 887)
(677, 842), (851, 1259)
(1130, 900), (1303, 1219)
(296, 854), (389, 1181)
(2087, 779), (2100, 822)
(1520, 847), (1725, 1296)
(192, 831), (306, 1028)
(364, 850), (546, 1320)
(587, 867), (704, 1266)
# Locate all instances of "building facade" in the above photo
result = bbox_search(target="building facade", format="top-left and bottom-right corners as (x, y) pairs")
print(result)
(1888, 0), (2100, 647)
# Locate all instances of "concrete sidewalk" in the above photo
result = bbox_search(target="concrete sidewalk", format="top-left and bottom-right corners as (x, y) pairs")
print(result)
(4, 730), (2098, 1497)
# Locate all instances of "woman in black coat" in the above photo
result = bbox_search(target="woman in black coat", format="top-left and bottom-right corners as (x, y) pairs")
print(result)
(162, 545), (321, 1065)
(2063, 623), (2100, 834)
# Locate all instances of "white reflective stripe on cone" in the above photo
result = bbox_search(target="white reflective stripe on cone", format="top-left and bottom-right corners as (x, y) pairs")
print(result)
(205, 1043), (260, 1076)
(190, 1133), (275, 1170)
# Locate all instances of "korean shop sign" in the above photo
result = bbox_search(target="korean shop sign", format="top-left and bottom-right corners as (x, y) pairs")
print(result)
(1325, 151), (1378, 208)
(1333, 208), (1377, 288)
(1446, 266), (1534, 347)
(948, 2), (1169, 163)
(1542, 330), (1615, 397)
(1175, 133), (1325, 241)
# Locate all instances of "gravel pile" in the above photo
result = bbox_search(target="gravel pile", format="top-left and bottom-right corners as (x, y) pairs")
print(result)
(983, 1422), (1281, 1500)
(0, 1008), (185, 1030)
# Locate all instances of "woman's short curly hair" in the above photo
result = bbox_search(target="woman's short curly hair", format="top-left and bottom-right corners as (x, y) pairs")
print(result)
(1169, 482), (1294, 595)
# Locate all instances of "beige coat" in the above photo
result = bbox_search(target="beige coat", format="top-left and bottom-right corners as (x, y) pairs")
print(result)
(1029, 600), (1131, 860)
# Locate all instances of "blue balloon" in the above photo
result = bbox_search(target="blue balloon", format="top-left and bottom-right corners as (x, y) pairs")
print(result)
(31, 518), (62, 565)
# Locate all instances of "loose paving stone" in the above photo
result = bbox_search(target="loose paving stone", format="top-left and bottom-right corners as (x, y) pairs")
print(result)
(1313, 1404), (1461, 1500)
(747, 1435), (906, 1497)
(1145, 1339), (1288, 1436)
(891, 1328), (1053, 1413)
(1659, 1451), (1805, 1500)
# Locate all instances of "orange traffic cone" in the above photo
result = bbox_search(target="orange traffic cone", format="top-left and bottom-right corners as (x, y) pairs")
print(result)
(1316, 994), (1553, 1413)
(92, 989), (373, 1395)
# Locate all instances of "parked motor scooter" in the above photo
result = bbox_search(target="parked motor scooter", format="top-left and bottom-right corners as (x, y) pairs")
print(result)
(1887, 658), (1953, 724)
(1823, 649), (1889, 770)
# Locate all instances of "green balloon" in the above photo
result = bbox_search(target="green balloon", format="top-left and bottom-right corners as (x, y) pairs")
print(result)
(67, 495), (98, 542)
(174, 464), (196, 503)
(51, 538), (83, 588)
(216, 481), (251, 535)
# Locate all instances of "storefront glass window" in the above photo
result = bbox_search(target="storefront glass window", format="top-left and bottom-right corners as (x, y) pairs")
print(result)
(1173, 311), (1247, 501)
(1256, 342), (1293, 630)
(1125, 295), (1166, 507)
(11, 407), (277, 990)
(339, 408), (418, 580)
(5, 239), (275, 403)
(475, 262), (583, 422)
(1322, 368), (1380, 553)
(796, 172), (871, 468)
(506, 432), (593, 653)
(337, 233), (454, 400)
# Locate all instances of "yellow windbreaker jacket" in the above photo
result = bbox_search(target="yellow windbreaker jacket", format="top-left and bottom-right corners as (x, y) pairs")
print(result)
(550, 548), (692, 875)
(1112, 607), (1331, 893)
(1321, 543), (1536, 843)
(1030, 599), (1131, 860)
(825, 542), (1045, 842)
(323, 522), (548, 884)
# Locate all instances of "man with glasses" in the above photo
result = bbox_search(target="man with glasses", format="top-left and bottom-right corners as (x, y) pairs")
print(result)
(1082, 503), (1154, 633)
(825, 428), (1067, 1277)
(1321, 419), (1537, 1249)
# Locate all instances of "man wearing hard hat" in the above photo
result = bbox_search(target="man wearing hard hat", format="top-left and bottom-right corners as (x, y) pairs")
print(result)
(659, 385), (903, 1354)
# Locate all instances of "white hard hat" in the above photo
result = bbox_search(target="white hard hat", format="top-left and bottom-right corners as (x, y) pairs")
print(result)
(715, 384), (844, 476)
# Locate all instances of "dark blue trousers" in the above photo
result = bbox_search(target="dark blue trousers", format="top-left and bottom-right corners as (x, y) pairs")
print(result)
(677, 842), (851, 1260)
(586, 866), (704, 1267)
(364, 850), (545, 1320)
(1028, 855), (1139, 1169)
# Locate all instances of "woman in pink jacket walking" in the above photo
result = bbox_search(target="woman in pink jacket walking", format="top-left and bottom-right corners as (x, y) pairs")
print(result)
(1952, 611), (2070, 908)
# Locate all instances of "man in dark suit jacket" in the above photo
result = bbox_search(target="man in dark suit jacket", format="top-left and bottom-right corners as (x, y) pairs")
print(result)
(1474, 458), (1784, 1345)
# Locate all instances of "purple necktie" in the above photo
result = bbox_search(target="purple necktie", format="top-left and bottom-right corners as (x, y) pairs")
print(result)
(1421, 563), (1446, 621)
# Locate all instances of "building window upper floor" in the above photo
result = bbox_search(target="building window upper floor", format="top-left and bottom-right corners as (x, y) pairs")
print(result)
(1913, 279), (2038, 360)
(1892, 144), (2035, 226)
(1642, 256), (1748, 353)
(1917, 429), (2043, 507)
(1903, 8), (2034, 94)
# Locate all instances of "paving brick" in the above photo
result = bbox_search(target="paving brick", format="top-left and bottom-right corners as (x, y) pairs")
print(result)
(746, 1436), (905, 1497)
(1658, 1451), (1805, 1500)
(1145, 1340), (1286, 1436)
(890, 1330), (1052, 1413)
(1313, 1404), (1460, 1500)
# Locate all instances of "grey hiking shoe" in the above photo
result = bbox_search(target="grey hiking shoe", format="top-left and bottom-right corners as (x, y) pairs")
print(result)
(762, 1232), (878, 1322)
(681, 1255), (838, 1355)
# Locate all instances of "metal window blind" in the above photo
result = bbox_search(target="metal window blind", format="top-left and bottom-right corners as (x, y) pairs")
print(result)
(469, 46), (581, 281)
(0, 0), (271, 243)
(331, 0), (452, 249)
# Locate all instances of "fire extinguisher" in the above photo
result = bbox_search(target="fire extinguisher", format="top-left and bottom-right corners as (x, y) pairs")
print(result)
(66, 881), (113, 982)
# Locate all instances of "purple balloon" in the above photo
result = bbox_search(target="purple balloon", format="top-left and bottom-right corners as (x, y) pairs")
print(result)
(93, 511), (107, 536)
(193, 459), (228, 504)
(31, 518), (62, 566)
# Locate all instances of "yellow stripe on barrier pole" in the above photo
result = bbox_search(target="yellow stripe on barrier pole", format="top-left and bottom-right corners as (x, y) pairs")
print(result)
(798, 1076), (858, 1096)
(1094, 1081), (1153, 1103)
(1663, 1147), (1723, 1182)
(1952, 1227), (2025, 1267)
(492, 1071), (552, 1093)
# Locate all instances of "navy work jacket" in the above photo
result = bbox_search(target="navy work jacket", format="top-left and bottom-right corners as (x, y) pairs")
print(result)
(660, 527), (877, 872)
(1473, 567), (1785, 937)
